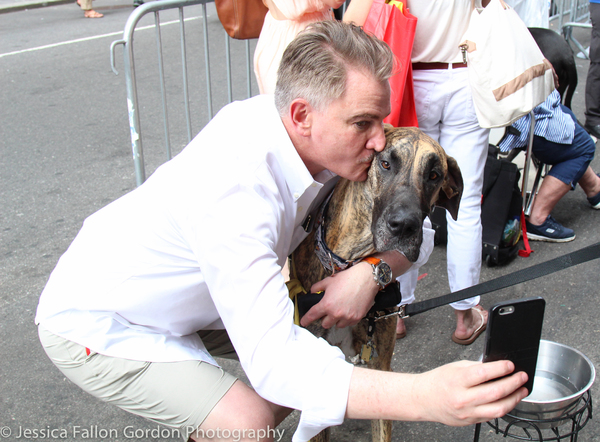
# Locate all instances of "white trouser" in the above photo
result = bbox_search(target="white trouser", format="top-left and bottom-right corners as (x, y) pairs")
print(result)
(412, 67), (490, 310)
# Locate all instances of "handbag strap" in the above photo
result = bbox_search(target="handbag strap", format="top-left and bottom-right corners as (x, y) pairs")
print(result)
(404, 242), (600, 316)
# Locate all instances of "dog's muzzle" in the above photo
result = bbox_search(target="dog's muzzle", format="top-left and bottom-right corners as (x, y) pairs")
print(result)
(372, 203), (424, 262)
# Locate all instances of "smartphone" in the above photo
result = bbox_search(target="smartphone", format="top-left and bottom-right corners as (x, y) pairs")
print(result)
(482, 297), (545, 395)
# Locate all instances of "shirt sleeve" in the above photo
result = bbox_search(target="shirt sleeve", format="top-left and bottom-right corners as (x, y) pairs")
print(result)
(190, 176), (353, 441)
(498, 90), (575, 152)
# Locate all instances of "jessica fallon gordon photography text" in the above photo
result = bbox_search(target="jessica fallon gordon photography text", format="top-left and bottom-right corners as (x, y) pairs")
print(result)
(3, 425), (286, 441)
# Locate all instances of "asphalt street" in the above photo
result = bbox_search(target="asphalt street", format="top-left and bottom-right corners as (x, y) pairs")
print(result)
(1, 3), (599, 441)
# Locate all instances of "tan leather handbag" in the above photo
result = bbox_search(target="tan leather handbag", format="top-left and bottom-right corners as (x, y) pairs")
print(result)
(215, 0), (268, 39)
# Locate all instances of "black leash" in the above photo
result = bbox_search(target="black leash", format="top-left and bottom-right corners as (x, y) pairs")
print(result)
(295, 242), (600, 322)
(403, 241), (600, 317)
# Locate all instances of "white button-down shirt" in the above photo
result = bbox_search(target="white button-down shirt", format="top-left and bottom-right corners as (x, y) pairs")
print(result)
(36, 94), (353, 441)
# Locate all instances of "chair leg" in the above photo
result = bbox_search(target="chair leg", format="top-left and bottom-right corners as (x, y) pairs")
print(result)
(524, 158), (546, 217)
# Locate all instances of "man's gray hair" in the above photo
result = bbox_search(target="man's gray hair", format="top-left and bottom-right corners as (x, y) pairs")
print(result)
(274, 20), (395, 115)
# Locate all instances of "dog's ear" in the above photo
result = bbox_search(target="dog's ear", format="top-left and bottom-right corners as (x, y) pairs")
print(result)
(383, 123), (395, 138)
(435, 156), (463, 220)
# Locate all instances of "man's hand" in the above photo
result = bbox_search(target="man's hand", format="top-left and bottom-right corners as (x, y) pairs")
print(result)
(410, 360), (529, 426)
(346, 360), (529, 425)
(300, 261), (378, 329)
(550, 63), (560, 89)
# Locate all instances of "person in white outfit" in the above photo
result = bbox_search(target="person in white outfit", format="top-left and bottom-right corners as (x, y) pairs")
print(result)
(254, 0), (345, 94)
(406, 0), (491, 345)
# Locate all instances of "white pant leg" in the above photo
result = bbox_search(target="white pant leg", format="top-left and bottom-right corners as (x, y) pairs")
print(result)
(413, 68), (489, 309)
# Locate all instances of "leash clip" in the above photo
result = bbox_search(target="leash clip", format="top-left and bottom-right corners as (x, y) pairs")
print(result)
(373, 305), (409, 322)
(398, 304), (409, 319)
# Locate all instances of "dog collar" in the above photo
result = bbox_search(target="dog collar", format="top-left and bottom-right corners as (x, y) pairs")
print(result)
(314, 192), (359, 274)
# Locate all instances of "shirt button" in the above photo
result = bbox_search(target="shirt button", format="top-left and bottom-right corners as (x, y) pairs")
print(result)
(293, 192), (300, 199)
(298, 206), (304, 212)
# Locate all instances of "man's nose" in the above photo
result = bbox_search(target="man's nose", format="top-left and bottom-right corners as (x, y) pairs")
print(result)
(369, 125), (386, 152)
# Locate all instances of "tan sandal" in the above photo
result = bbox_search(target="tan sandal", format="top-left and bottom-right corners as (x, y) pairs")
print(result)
(84, 9), (103, 17)
(451, 306), (487, 345)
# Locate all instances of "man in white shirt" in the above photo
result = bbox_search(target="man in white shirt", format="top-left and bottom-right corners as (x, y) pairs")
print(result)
(36, 21), (528, 442)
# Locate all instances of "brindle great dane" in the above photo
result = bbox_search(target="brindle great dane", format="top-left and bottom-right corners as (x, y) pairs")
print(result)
(290, 126), (464, 442)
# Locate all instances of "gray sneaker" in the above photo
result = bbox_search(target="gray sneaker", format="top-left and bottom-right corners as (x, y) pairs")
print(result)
(526, 215), (575, 242)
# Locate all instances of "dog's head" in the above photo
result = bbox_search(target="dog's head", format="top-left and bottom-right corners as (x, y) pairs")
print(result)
(368, 126), (463, 262)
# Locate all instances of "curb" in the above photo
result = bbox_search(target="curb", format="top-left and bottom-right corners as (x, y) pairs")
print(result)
(0, 0), (74, 14)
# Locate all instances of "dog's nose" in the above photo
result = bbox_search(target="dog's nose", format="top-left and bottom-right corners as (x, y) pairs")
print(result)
(386, 210), (421, 239)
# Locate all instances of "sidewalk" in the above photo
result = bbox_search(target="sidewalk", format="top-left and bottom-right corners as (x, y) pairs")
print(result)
(0, 0), (72, 14)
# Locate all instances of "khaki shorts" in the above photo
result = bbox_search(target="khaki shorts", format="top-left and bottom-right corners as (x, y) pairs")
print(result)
(38, 325), (238, 441)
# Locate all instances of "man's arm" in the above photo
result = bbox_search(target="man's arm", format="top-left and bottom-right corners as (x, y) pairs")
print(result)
(347, 360), (529, 424)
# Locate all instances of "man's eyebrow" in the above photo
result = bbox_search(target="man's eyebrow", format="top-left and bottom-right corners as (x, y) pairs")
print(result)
(348, 112), (381, 121)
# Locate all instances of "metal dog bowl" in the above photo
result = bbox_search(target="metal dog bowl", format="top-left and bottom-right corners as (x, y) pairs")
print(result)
(503, 340), (595, 429)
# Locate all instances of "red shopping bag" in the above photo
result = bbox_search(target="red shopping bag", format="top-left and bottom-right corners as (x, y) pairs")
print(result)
(363, 0), (418, 128)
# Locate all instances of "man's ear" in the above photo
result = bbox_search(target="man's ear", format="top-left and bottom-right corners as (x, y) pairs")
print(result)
(289, 99), (313, 137)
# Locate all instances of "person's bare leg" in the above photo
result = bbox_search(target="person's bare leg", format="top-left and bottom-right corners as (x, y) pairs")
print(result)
(191, 380), (291, 442)
(527, 175), (570, 226)
(396, 317), (406, 339)
(577, 167), (600, 197)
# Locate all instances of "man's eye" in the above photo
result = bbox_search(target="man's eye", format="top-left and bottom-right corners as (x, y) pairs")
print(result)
(381, 160), (391, 170)
(355, 121), (370, 129)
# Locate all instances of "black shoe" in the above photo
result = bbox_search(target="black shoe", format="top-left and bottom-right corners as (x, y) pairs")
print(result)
(584, 123), (600, 139)
(133, 0), (144, 7)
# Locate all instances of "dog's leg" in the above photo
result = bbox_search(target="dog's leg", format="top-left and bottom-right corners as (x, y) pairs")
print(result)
(309, 427), (330, 442)
(370, 419), (392, 442)
(367, 314), (397, 442)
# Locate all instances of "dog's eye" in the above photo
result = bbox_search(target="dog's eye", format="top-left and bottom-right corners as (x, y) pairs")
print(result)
(380, 160), (391, 170)
(429, 171), (439, 180)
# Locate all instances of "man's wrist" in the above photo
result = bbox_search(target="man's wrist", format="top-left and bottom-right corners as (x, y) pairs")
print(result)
(362, 256), (393, 289)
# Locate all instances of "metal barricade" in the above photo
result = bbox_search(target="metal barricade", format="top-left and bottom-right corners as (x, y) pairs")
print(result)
(555, 0), (592, 58)
(110, 0), (257, 186)
(551, 0), (590, 28)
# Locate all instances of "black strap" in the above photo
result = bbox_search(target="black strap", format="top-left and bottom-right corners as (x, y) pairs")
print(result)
(405, 242), (600, 317)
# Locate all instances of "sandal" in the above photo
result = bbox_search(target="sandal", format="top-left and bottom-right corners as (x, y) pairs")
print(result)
(84, 9), (103, 17)
(451, 306), (487, 345)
